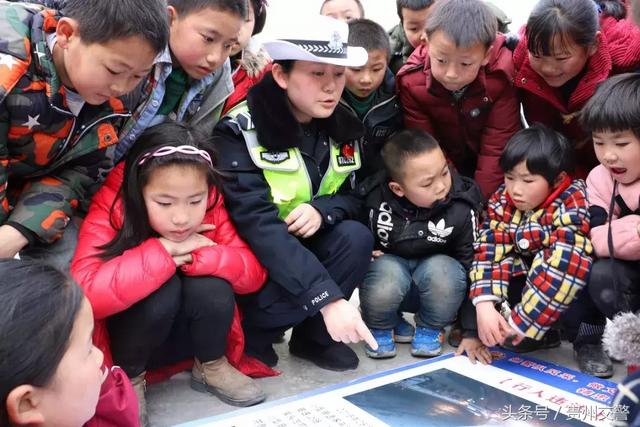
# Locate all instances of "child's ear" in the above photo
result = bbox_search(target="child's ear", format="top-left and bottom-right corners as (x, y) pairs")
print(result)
(553, 171), (568, 188)
(388, 181), (405, 198)
(271, 63), (289, 91)
(481, 45), (494, 66)
(588, 32), (601, 57)
(6, 385), (45, 426)
(167, 5), (178, 27)
(55, 18), (79, 49)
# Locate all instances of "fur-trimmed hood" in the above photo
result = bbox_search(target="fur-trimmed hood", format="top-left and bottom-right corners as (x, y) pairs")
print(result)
(246, 72), (364, 151)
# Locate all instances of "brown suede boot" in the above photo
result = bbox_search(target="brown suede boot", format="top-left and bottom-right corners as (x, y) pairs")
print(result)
(191, 357), (266, 407)
(130, 372), (149, 427)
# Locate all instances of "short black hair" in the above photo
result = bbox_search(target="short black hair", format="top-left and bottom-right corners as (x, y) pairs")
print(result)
(0, 259), (83, 425)
(580, 73), (640, 140)
(348, 19), (391, 59)
(168, 0), (248, 19)
(499, 125), (574, 185)
(396, 0), (435, 21)
(526, 0), (599, 57)
(426, 0), (497, 48)
(62, 0), (169, 54)
(320, 0), (365, 18)
(382, 129), (441, 182)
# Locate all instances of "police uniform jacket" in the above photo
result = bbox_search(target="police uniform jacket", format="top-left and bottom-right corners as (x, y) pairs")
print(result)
(213, 72), (365, 316)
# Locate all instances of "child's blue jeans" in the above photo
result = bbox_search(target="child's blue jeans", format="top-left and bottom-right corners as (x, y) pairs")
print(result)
(360, 253), (467, 330)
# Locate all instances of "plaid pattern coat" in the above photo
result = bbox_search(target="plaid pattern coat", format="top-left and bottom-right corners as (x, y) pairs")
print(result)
(469, 176), (593, 340)
(0, 3), (131, 244)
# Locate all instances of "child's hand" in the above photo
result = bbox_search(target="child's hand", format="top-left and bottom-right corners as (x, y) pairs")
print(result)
(455, 337), (492, 365)
(476, 301), (511, 347)
(159, 229), (216, 258)
(285, 203), (323, 238)
(0, 225), (28, 258)
(371, 250), (384, 258)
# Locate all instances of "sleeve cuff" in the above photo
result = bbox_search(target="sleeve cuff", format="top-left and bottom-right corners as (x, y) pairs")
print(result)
(472, 295), (502, 306)
(5, 222), (38, 245)
(297, 280), (344, 316)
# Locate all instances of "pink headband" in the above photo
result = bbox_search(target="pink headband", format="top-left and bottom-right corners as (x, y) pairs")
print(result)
(138, 145), (213, 169)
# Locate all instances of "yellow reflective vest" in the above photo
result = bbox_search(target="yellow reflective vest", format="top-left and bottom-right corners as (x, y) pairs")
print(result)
(228, 102), (361, 219)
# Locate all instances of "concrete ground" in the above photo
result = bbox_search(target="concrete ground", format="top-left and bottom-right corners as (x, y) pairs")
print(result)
(146, 292), (626, 426)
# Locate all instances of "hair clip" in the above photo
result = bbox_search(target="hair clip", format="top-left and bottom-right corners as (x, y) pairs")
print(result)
(138, 145), (213, 169)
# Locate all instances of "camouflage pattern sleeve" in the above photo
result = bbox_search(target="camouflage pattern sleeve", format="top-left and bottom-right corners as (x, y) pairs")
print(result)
(7, 147), (115, 244)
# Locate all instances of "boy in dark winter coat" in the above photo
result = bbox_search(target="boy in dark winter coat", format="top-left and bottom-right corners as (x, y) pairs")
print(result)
(388, 0), (436, 75)
(397, 0), (520, 198)
(360, 129), (483, 359)
(342, 19), (403, 182)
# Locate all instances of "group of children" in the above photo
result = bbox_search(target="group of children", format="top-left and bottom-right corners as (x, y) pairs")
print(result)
(1, 0), (640, 425)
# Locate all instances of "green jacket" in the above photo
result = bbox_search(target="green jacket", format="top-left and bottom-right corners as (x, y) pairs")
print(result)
(0, 3), (132, 243)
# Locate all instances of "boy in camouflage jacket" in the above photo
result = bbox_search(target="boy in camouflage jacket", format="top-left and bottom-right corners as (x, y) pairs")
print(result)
(0, 0), (168, 265)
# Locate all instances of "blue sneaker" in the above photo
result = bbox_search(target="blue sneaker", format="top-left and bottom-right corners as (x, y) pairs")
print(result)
(393, 317), (415, 343)
(365, 329), (397, 359)
(411, 327), (444, 357)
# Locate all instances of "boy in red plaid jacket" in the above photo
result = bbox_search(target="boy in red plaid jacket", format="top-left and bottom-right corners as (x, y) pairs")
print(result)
(459, 125), (593, 360)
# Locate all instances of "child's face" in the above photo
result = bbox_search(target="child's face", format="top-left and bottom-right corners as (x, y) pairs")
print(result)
(504, 161), (553, 211)
(31, 299), (104, 426)
(273, 61), (346, 123)
(593, 130), (640, 184)
(427, 30), (491, 92)
(169, 6), (242, 79)
(143, 164), (209, 242)
(320, 0), (363, 22)
(389, 147), (452, 208)
(230, 1), (256, 57)
(55, 19), (156, 104)
(401, 6), (433, 49)
(527, 35), (597, 88)
(345, 49), (387, 99)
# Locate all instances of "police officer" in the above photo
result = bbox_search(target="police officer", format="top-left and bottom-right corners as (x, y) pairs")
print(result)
(213, 15), (378, 371)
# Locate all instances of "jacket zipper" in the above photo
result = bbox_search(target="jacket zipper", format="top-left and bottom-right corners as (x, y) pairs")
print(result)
(46, 105), (131, 167)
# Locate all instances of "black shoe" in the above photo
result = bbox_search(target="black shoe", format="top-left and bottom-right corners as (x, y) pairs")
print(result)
(575, 344), (613, 378)
(289, 339), (359, 371)
(244, 343), (279, 367)
(501, 329), (562, 353)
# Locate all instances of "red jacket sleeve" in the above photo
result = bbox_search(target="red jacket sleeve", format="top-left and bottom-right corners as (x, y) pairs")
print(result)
(70, 183), (176, 321)
(180, 193), (267, 293)
(475, 82), (520, 198)
(398, 77), (433, 135)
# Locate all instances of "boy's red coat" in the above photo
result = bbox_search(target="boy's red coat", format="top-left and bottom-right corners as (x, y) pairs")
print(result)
(397, 34), (520, 198)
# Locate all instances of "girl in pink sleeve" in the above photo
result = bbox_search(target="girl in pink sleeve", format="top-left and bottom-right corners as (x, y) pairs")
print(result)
(566, 73), (640, 379)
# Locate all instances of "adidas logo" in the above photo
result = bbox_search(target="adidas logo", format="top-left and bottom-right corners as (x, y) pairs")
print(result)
(427, 219), (453, 243)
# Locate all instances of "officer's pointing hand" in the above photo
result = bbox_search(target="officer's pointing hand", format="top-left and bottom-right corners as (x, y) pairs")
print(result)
(320, 299), (378, 350)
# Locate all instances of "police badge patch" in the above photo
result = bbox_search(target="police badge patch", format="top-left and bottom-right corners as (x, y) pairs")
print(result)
(260, 151), (290, 164)
(336, 142), (356, 166)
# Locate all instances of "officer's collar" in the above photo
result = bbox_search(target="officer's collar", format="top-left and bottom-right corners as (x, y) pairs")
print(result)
(247, 72), (363, 151)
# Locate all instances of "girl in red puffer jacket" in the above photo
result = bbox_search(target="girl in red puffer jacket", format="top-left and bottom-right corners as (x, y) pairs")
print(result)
(514, 0), (640, 178)
(71, 122), (273, 426)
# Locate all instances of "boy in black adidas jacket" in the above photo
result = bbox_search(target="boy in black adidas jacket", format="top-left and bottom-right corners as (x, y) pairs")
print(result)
(359, 129), (485, 360)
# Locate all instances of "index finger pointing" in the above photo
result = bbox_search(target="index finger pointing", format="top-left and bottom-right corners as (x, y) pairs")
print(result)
(357, 321), (378, 350)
